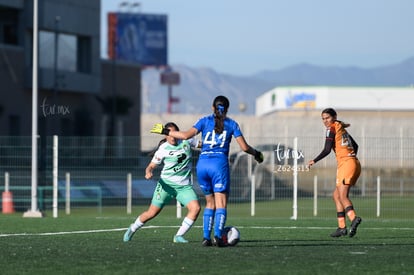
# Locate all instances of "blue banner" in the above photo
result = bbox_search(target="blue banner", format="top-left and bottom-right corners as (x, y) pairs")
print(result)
(114, 13), (168, 66)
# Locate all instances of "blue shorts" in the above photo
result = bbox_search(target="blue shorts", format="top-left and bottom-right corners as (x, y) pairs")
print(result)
(196, 155), (230, 195)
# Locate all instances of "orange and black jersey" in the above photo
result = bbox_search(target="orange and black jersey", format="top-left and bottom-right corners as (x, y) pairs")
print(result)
(314, 120), (358, 163)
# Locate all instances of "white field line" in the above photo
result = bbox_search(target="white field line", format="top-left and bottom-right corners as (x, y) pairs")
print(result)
(1, 225), (413, 238)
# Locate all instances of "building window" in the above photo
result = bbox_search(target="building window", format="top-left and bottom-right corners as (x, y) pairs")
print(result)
(39, 30), (77, 72)
(77, 36), (91, 73)
(0, 7), (19, 45)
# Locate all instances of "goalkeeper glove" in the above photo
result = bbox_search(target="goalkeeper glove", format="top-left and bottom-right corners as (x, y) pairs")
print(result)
(150, 123), (170, 135)
(254, 150), (264, 163)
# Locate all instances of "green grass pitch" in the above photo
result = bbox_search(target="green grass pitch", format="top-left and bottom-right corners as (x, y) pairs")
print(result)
(1, 203), (413, 275)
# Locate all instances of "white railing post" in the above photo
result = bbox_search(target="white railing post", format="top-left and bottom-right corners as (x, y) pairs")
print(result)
(251, 174), (256, 216)
(361, 126), (366, 197)
(5, 172), (9, 192)
(291, 137), (298, 220)
(176, 200), (182, 218)
(53, 135), (58, 218)
(313, 175), (318, 217)
(127, 173), (132, 214)
(65, 172), (70, 215)
(400, 127), (404, 196)
(376, 176), (381, 217)
(270, 149), (275, 200)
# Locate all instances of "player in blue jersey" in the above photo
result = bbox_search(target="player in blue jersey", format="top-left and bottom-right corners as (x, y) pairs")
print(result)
(123, 122), (201, 243)
(151, 96), (264, 247)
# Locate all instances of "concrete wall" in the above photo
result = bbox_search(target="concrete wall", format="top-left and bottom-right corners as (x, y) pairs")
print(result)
(140, 111), (414, 169)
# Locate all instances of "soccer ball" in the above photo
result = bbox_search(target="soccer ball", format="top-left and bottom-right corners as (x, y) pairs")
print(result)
(222, 226), (240, 246)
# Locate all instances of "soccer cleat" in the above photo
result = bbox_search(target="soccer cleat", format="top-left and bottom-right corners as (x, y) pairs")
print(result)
(349, 216), (362, 237)
(173, 235), (189, 243)
(213, 236), (227, 247)
(330, 227), (348, 237)
(123, 225), (136, 242)
(202, 238), (212, 247)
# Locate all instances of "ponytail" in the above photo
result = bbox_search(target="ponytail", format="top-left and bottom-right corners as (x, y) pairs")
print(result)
(212, 95), (230, 134)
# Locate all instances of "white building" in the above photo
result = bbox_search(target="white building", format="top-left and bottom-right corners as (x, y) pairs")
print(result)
(256, 86), (414, 116)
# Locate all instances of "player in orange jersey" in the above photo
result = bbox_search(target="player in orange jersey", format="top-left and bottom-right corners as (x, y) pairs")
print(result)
(308, 108), (362, 238)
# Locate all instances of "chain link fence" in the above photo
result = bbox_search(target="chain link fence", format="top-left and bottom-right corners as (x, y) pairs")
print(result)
(0, 134), (413, 219)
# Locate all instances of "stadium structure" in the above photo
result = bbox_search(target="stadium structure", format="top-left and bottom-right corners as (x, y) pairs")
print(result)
(256, 86), (414, 116)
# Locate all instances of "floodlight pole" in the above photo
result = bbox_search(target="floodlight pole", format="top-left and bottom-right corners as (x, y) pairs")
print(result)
(24, 0), (43, 218)
(160, 67), (180, 114)
(53, 15), (60, 133)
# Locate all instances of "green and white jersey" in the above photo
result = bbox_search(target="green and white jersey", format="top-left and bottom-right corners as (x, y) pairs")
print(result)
(151, 138), (198, 186)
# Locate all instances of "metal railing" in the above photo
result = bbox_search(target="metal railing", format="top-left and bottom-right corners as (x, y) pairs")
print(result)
(0, 135), (413, 219)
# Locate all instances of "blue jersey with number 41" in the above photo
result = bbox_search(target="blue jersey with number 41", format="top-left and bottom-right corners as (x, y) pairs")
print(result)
(193, 114), (242, 157)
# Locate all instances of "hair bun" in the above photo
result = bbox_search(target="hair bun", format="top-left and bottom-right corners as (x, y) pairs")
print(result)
(213, 95), (230, 110)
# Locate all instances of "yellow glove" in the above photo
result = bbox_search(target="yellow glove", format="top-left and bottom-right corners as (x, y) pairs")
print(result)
(150, 123), (170, 135)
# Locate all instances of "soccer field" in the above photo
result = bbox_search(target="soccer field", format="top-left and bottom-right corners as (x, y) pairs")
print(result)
(1, 206), (413, 275)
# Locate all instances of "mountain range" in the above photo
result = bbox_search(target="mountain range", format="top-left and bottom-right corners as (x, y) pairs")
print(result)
(142, 57), (414, 115)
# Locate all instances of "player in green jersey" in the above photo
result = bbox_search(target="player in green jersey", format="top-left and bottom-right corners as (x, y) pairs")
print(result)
(123, 122), (201, 243)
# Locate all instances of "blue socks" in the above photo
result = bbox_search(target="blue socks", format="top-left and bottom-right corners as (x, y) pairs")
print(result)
(203, 208), (227, 240)
(214, 208), (227, 238)
(203, 208), (214, 240)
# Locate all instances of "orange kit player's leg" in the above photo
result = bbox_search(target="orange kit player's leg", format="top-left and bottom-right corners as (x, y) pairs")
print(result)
(336, 158), (362, 237)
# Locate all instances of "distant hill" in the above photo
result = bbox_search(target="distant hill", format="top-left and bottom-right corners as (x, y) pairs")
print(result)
(142, 57), (414, 115)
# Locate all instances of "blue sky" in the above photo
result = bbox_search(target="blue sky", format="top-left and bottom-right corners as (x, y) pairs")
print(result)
(101, 0), (414, 76)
